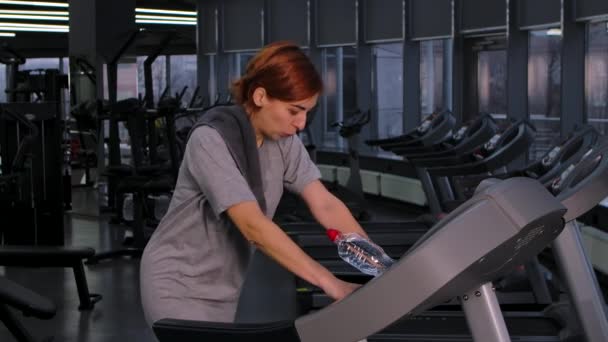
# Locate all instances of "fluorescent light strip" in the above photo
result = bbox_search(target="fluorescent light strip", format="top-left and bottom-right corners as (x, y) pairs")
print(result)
(0, 22), (68, 28)
(135, 19), (196, 26)
(0, 26), (66, 32)
(136, 14), (196, 21)
(0, 1), (68, 8)
(0, 14), (68, 21)
(0, 32), (16, 37)
(0, 10), (68, 15)
(136, 8), (196, 16)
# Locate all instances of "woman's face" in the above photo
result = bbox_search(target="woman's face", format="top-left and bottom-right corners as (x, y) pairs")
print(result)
(250, 87), (319, 141)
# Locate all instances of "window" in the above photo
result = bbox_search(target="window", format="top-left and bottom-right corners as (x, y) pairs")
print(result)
(420, 40), (446, 119)
(61, 57), (69, 75)
(239, 52), (255, 75)
(228, 52), (256, 79)
(0, 63), (6, 102)
(322, 48), (338, 136)
(586, 21), (608, 135)
(102, 60), (138, 101)
(227, 53), (239, 85)
(137, 55), (167, 105)
(321, 46), (358, 149)
(226, 52), (256, 102)
(101, 60), (138, 147)
(374, 43), (403, 139)
(528, 30), (562, 160)
(21, 58), (61, 71)
(169, 55), (197, 107)
(478, 49), (507, 120)
(208, 55), (217, 105)
(117, 63), (139, 101)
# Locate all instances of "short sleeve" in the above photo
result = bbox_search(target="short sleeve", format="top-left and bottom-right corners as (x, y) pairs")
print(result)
(281, 135), (322, 194)
(183, 126), (257, 216)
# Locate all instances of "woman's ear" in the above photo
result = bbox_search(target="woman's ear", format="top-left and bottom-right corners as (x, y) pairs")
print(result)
(252, 87), (267, 107)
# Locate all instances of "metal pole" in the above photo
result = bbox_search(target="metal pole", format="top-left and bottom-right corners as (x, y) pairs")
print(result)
(552, 221), (608, 342)
(461, 282), (512, 342)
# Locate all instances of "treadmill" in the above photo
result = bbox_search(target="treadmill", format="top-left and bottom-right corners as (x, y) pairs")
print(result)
(305, 136), (608, 341)
(409, 119), (537, 215)
(153, 139), (608, 342)
(285, 125), (600, 310)
(423, 124), (600, 207)
(390, 113), (498, 158)
(365, 110), (456, 152)
(152, 177), (568, 342)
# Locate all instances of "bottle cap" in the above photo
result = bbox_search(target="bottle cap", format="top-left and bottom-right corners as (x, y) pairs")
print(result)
(326, 228), (341, 242)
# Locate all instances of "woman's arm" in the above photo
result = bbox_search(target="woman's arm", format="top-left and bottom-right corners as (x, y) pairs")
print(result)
(226, 201), (359, 300)
(300, 180), (369, 238)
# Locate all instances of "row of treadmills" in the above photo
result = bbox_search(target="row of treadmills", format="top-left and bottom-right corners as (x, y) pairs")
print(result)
(153, 111), (608, 341)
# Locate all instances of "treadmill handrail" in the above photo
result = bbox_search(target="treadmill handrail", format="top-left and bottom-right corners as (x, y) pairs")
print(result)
(399, 114), (498, 160)
(527, 125), (599, 184)
(426, 121), (536, 177)
(554, 137), (608, 221)
(365, 110), (454, 147)
(405, 120), (516, 167)
(380, 112), (456, 150)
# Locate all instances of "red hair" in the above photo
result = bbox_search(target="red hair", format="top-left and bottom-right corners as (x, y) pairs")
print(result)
(231, 41), (323, 111)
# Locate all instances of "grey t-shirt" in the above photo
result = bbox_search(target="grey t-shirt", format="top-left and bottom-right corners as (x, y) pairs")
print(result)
(140, 125), (321, 326)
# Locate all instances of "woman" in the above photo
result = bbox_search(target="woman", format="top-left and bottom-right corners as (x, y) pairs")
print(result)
(140, 41), (369, 327)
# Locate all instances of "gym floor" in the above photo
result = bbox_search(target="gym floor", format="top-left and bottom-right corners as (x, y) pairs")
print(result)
(0, 187), (154, 342)
(0, 187), (416, 342)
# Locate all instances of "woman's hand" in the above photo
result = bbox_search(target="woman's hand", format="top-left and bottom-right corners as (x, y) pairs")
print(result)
(320, 276), (362, 302)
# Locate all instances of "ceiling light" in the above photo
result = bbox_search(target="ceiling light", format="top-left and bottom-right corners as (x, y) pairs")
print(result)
(0, 26), (67, 32)
(547, 28), (562, 36)
(135, 8), (196, 16)
(0, 10), (68, 15)
(0, 22), (68, 28)
(0, 32), (16, 37)
(0, 1), (68, 8)
(0, 14), (68, 21)
(136, 19), (196, 26)
(135, 15), (196, 21)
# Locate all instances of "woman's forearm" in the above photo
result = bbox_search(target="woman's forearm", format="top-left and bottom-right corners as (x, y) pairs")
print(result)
(253, 220), (334, 288)
(238, 211), (337, 288)
(310, 192), (369, 238)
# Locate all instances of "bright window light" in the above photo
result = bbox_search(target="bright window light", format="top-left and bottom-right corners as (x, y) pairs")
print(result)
(135, 15), (196, 22)
(0, 1), (68, 8)
(0, 10), (68, 15)
(0, 14), (68, 21)
(135, 8), (196, 16)
(135, 20), (196, 26)
(0, 32), (16, 37)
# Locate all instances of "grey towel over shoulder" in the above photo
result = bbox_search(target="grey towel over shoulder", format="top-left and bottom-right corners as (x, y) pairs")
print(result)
(189, 105), (267, 213)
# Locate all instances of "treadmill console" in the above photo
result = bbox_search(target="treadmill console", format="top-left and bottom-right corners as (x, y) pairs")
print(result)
(542, 146), (562, 167)
(551, 145), (597, 194)
(452, 125), (468, 142)
(417, 117), (433, 133)
(483, 134), (501, 152)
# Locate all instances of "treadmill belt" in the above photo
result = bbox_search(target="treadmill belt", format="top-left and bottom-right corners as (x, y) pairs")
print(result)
(369, 311), (560, 341)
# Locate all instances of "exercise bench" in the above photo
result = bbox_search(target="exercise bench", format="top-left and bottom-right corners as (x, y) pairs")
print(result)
(0, 246), (102, 310)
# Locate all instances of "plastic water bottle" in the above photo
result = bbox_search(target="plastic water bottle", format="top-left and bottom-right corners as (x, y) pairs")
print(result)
(326, 229), (395, 277)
